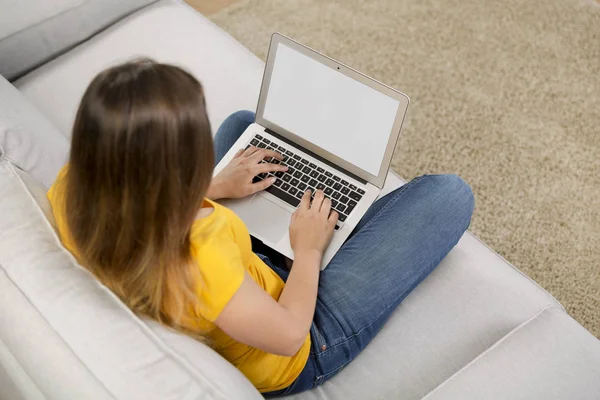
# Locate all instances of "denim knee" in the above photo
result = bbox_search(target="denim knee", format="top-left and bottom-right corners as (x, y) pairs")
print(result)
(224, 110), (255, 125)
(214, 110), (257, 165)
(420, 174), (474, 228)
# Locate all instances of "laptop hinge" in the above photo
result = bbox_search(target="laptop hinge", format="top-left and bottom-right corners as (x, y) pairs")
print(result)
(265, 128), (368, 185)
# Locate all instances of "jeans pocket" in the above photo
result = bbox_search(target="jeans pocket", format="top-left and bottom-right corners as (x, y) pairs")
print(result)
(311, 323), (327, 354)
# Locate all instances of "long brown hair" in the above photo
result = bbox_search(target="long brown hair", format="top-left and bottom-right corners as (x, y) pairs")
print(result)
(65, 59), (214, 339)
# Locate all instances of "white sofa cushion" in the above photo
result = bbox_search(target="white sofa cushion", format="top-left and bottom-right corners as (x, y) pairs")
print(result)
(0, 0), (159, 80)
(422, 307), (600, 400)
(0, 158), (262, 400)
(14, 0), (264, 139)
(12, 1), (569, 399)
(0, 74), (68, 188)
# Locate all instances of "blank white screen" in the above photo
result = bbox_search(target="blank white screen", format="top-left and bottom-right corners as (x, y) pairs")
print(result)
(263, 43), (400, 176)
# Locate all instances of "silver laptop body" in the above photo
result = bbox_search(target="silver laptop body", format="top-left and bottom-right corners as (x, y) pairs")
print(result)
(214, 33), (410, 269)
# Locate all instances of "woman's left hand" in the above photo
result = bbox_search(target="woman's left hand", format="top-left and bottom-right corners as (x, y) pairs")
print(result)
(207, 146), (288, 200)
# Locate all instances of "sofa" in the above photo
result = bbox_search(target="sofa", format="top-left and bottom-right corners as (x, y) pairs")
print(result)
(1, 1), (599, 399)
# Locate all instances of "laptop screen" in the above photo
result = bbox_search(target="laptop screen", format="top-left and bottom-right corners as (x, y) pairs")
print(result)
(262, 42), (400, 176)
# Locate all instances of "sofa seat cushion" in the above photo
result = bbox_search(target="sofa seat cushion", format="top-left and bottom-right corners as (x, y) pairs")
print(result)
(0, 158), (262, 399)
(14, 0), (264, 139)
(422, 307), (600, 400)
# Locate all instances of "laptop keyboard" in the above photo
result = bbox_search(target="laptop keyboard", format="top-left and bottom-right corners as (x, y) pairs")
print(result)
(248, 134), (366, 229)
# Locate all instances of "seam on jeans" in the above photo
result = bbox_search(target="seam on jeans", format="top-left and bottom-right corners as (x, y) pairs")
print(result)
(311, 276), (393, 354)
(420, 305), (562, 400)
(317, 290), (405, 354)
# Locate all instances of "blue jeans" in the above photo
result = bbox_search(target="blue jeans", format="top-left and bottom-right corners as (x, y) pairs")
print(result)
(214, 111), (474, 396)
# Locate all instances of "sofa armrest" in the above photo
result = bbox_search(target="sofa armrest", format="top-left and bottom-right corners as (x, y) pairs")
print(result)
(423, 306), (600, 400)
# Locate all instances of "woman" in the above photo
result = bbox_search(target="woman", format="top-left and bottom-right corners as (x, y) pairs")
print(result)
(48, 59), (474, 396)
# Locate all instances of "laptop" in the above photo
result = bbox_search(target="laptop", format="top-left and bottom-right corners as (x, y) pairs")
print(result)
(214, 33), (410, 269)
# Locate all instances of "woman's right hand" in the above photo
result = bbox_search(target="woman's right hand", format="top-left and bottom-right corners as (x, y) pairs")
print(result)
(289, 189), (338, 257)
(207, 146), (287, 200)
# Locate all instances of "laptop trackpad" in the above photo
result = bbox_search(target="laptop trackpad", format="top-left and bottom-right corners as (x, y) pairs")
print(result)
(244, 195), (290, 244)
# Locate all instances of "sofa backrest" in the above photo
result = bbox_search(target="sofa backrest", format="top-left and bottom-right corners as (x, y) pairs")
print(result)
(0, 73), (69, 188)
(0, 157), (264, 399)
(0, 0), (159, 80)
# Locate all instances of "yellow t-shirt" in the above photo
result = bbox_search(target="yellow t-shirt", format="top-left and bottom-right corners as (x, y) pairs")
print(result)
(47, 167), (310, 393)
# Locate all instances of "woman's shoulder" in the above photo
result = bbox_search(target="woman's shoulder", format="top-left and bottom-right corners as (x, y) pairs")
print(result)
(46, 164), (80, 257)
(190, 200), (236, 246)
(190, 199), (250, 262)
(47, 164), (69, 204)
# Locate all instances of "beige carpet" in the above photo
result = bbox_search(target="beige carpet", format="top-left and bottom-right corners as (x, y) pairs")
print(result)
(209, 0), (600, 337)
